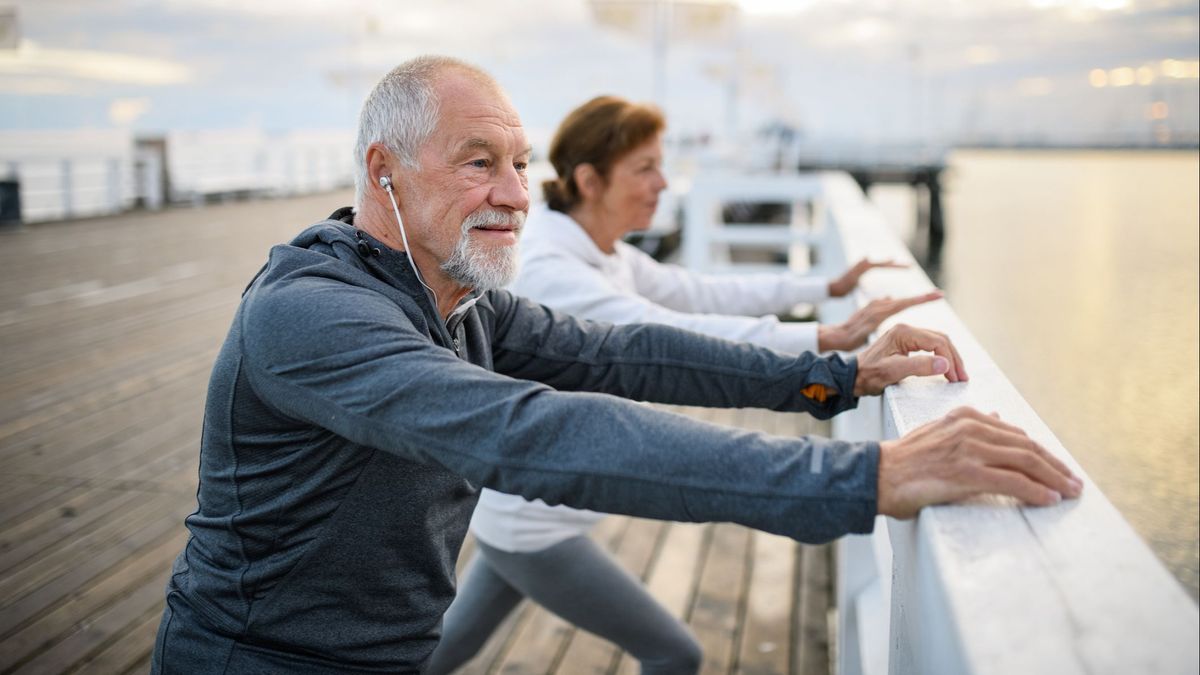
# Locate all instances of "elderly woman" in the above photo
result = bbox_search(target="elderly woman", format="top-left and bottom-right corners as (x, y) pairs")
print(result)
(427, 96), (940, 674)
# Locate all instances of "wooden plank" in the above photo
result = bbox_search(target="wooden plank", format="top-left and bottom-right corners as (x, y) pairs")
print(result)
(0, 374), (204, 473)
(0, 304), (230, 413)
(9, 567), (171, 674)
(612, 521), (709, 675)
(0, 529), (185, 670)
(735, 532), (796, 675)
(0, 481), (81, 525)
(0, 353), (213, 447)
(0, 272), (230, 344)
(0, 286), (230, 376)
(640, 523), (708, 621)
(68, 602), (163, 675)
(792, 545), (831, 675)
(689, 523), (752, 675)
(0, 494), (188, 636)
(0, 371), (200, 454)
(0, 285), (232, 379)
(0, 488), (143, 576)
(25, 400), (203, 482)
(0, 341), (216, 439)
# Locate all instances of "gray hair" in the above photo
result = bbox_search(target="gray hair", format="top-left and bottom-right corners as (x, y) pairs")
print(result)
(352, 55), (491, 210)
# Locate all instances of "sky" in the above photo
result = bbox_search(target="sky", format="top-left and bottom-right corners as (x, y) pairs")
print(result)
(0, 0), (1197, 151)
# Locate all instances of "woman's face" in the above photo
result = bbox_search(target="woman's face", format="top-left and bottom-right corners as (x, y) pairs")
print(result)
(593, 135), (667, 234)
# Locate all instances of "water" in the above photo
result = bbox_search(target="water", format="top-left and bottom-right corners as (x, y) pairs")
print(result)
(876, 149), (1199, 599)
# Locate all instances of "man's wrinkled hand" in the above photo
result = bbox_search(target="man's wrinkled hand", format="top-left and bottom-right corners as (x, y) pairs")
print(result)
(818, 290), (944, 352)
(853, 323), (967, 396)
(877, 407), (1084, 518)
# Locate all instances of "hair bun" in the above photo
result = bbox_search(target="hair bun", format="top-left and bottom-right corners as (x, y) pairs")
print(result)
(542, 178), (568, 212)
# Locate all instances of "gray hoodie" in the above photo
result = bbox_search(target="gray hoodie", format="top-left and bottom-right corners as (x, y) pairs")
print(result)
(153, 209), (879, 673)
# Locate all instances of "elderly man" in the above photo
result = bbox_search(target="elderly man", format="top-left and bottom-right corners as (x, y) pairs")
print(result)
(151, 56), (1080, 673)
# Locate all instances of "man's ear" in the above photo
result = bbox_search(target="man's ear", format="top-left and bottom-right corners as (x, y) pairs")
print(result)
(573, 163), (603, 202)
(366, 143), (396, 199)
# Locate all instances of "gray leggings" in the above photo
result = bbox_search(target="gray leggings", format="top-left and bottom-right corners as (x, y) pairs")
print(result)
(425, 535), (702, 675)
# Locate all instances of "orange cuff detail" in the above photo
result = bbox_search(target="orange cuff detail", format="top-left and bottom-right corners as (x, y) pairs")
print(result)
(800, 383), (830, 403)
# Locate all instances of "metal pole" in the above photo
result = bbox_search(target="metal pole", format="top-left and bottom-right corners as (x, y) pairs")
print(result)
(652, 0), (668, 106)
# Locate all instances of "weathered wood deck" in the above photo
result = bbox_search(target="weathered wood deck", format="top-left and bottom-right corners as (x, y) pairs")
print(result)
(0, 191), (833, 675)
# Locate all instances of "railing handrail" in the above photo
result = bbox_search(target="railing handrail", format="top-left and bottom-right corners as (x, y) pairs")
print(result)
(680, 170), (1199, 675)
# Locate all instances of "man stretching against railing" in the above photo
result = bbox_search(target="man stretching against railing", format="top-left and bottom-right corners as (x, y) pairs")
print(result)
(150, 55), (1082, 674)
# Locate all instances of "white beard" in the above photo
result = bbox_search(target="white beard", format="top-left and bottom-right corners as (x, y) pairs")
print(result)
(440, 209), (525, 291)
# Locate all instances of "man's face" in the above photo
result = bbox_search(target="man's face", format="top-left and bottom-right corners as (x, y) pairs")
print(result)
(398, 70), (531, 291)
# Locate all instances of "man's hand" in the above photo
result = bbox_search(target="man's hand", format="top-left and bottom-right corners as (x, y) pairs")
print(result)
(818, 291), (944, 352)
(877, 407), (1084, 518)
(828, 258), (907, 298)
(853, 323), (967, 396)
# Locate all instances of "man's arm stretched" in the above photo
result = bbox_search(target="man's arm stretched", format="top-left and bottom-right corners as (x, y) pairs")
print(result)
(483, 290), (859, 418)
(240, 277), (879, 543)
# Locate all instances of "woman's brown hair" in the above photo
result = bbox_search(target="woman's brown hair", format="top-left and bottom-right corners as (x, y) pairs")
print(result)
(542, 96), (665, 213)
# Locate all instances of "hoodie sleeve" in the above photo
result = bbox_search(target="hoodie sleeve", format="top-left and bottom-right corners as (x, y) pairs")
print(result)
(484, 290), (855, 418)
(239, 276), (878, 543)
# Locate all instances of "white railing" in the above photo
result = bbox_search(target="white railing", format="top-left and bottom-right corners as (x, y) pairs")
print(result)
(0, 130), (138, 222)
(681, 171), (1200, 675)
(164, 129), (355, 202)
(682, 171), (834, 277)
(0, 129), (356, 223)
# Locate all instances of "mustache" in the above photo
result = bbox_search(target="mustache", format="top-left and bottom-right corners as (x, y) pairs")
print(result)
(462, 209), (526, 232)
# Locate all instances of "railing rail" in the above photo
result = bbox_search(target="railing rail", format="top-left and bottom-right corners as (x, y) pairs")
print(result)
(0, 129), (356, 224)
(681, 171), (1200, 675)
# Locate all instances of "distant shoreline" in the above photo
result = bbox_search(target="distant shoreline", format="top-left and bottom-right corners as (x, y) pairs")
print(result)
(951, 142), (1199, 152)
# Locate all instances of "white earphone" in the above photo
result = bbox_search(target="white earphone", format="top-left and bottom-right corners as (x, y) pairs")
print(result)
(378, 174), (438, 306)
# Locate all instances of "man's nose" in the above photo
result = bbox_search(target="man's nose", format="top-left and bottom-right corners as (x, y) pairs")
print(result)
(490, 164), (530, 213)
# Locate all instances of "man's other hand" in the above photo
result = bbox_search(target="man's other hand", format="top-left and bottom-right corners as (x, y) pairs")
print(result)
(852, 323), (967, 396)
(818, 291), (944, 352)
(877, 407), (1084, 518)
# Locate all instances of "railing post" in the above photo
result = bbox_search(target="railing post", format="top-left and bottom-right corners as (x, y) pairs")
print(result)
(833, 397), (891, 675)
(682, 189), (712, 272)
(60, 158), (73, 219)
(108, 157), (121, 213)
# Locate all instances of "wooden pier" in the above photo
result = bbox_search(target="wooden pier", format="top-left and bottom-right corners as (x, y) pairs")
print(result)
(0, 191), (834, 674)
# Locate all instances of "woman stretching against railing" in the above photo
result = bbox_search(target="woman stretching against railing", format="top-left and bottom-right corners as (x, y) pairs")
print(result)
(426, 95), (942, 675)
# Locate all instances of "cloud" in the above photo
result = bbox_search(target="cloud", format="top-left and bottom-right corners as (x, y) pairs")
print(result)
(109, 97), (151, 125)
(0, 76), (77, 95)
(0, 0), (1195, 141)
(1016, 76), (1056, 95)
(0, 39), (192, 85)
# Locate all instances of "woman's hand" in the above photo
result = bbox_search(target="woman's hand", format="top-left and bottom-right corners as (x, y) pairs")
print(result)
(827, 258), (907, 297)
(818, 291), (944, 352)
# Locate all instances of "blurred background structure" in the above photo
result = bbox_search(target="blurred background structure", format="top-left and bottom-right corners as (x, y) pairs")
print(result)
(1, 0), (1198, 217)
(1, 0), (1198, 150)
(0, 1), (1197, 672)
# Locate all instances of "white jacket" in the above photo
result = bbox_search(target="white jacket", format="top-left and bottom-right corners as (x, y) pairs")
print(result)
(469, 206), (830, 552)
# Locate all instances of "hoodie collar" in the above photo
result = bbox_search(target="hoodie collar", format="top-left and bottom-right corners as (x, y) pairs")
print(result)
(524, 205), (614, 270)
(318, 208), (480, 322)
